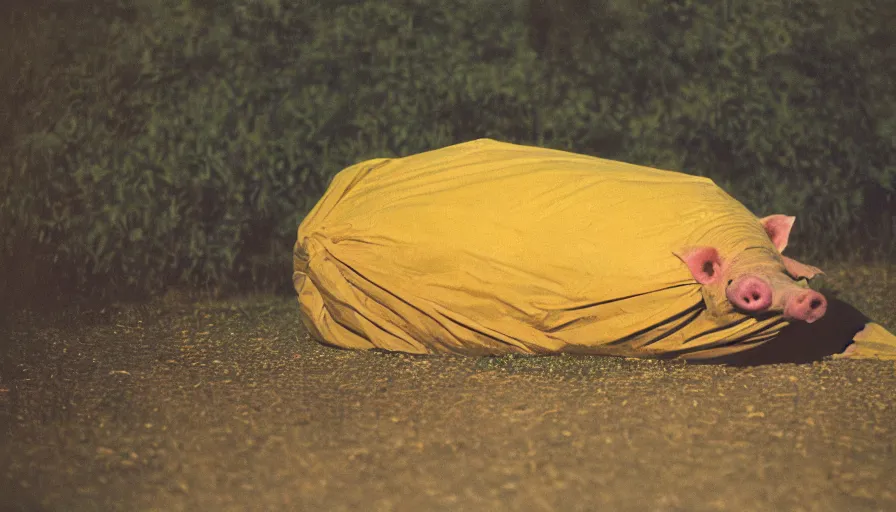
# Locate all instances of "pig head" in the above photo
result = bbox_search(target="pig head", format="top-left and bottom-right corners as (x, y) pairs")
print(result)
(675, 214), (827, 324)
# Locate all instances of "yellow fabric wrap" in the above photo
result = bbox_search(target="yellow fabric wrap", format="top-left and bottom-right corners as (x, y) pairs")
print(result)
(838, 323), (896, 361)
(293, 139), (803, 360)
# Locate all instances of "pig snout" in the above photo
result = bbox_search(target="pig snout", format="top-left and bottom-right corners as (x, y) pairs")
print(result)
(725, 276), (773, 313)
(726, 275), (828, 323)
(783, 289), (827, 323)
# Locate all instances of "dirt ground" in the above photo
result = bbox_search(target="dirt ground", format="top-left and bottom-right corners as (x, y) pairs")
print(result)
(1, 264), (895, 511)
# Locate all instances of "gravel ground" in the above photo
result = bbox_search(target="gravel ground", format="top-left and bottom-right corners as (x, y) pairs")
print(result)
(1, 263), (894, 511)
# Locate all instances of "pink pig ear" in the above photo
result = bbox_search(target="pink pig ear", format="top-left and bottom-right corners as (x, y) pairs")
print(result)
(782, 255), (825, 280)
(674, 247), (723, 285)
(759, 214), (796, 252)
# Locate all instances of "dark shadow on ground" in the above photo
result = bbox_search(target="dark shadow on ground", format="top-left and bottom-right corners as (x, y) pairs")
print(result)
(709, 294), (868, 366)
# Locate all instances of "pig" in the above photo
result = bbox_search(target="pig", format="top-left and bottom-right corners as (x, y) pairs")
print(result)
(675, 214), (827, 325)
(294, 139), (896, 361)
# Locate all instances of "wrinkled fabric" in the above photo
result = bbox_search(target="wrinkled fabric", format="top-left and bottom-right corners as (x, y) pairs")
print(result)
(838, 323), (896, 360)
(292, 139), (880, 360)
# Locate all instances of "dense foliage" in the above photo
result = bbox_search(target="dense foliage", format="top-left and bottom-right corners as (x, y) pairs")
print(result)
(1, 0), (893, 310)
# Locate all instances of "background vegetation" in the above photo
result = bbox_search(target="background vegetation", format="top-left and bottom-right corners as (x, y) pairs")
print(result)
(1, 0), (893, 313)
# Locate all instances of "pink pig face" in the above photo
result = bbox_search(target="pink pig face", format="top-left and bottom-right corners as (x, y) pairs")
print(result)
(675, 215), (827, 324)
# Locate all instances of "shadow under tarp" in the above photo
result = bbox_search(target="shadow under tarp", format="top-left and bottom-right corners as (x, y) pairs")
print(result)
(702, 296), (869, 366)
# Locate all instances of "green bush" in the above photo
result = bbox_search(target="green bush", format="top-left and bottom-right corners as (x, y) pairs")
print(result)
(0, 0), (892, 312)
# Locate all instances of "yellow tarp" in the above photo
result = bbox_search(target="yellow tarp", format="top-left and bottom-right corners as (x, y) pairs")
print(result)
(834, 323), (896, 360)
(293, 139), (896, 361)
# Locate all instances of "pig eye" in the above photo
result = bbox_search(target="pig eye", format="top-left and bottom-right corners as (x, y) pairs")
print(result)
(727, 279), (733, 286)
